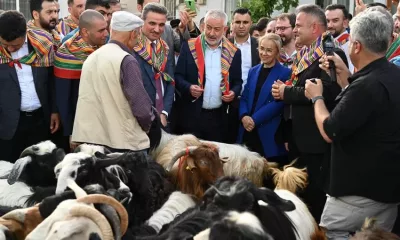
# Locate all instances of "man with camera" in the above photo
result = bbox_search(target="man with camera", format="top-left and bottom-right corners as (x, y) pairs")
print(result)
(272, 4), (347, 222)
(305, 8), (400, 238)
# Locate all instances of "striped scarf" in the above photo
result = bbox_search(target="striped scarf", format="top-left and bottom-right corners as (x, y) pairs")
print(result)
(386, 36), (400, 61)
(0, 20), (59, 67)
(188, 34), (238, 94)
(27, 20), (61, 47)
(54, 30), (96, 79)
(57, 15), (78, 37)
(133, 32), (174, 84)
(286, 32), (338, 86)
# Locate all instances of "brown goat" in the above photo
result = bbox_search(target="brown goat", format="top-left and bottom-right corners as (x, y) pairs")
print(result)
(0, 205), (43, 240)
(167, 144), (225, 200)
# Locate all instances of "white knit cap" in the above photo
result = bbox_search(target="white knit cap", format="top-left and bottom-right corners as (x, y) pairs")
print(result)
(110, 11), (144, 31)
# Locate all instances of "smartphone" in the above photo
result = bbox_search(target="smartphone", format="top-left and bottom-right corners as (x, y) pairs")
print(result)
(185, 0), (197, 13)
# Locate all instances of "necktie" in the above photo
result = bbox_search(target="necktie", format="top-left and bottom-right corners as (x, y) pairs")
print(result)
(151, 42), (164, 114)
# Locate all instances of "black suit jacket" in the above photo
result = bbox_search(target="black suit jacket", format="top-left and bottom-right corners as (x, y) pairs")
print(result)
(229, 36), (260, 68)
(0, 59), (56, 140)
(281, 48), (348, 153)
(174, 41), (243, 135)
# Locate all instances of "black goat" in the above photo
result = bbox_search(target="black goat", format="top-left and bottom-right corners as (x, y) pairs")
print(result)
(201, 176), (298, 240)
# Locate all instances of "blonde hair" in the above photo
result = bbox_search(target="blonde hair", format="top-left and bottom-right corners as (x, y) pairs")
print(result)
(258, 33), (282, 52)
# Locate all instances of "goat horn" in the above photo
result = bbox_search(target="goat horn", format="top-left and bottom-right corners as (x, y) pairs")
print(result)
(19, 144), (39, 158)
(166, 146), (198, 172)
(93, 152), (128, 168)
(7, 156), (32, 185)
(77, 194), (128, 236)
(68, 205), (114, 240)
(97, 204), (122, 240)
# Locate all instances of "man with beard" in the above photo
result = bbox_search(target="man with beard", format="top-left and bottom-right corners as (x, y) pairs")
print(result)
(271, 4), (347, 222)
(54, 10), (108, 151)
(133, 3), (175, 132)
(276, 13), (297, 68)
(0, 10), (59, 162)
(228, 8), (260, 143)
(325, 4), (354, 72)
(29, 0), (61, 46)
(57, 0), (86, 39)
(174, 10), (242, 142)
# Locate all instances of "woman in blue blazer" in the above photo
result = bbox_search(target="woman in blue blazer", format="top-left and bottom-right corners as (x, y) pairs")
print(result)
(238, 33), (291, 163)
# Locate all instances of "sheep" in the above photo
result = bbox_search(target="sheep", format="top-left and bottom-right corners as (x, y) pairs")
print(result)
(165, 144), (226, 200)
(151, 130), (274, 187)
(350, 218), (400, 240)
(25, 180), (128, 240)
(193, 211), (274, 240)
(0, 141), (65, 207)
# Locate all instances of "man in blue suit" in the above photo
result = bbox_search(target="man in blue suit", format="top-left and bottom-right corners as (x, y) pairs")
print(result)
(133, 3), (175, 131)
(175, 10), (242, 142)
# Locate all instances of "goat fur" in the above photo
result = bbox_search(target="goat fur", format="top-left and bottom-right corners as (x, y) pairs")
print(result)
(153, 130), (273, 187)
(0, 181), (33, 207)
(146, 191), (196, 233)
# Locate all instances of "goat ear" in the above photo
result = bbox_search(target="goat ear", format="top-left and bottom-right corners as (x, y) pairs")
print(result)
(186, 158), (197, 170)
(253, 188), (296, 212)
(7, 156), (32, 185)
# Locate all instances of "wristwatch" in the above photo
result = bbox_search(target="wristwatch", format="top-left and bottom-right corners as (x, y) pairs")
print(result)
(311, 96), (324, 104)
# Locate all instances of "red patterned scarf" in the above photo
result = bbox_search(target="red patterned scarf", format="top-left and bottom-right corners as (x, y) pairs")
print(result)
(188, 34), (238, 94)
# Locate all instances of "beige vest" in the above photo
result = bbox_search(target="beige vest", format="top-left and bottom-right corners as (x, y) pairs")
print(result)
(72, 43), (150, 150)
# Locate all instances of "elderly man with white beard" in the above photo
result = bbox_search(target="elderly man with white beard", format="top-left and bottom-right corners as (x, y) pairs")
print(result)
(306, 8), (400, 239)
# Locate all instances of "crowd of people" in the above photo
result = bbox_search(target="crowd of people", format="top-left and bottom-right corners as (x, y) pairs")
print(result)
(1, 0), (400, 238)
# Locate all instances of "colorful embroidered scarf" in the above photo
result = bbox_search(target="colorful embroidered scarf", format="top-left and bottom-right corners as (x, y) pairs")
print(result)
(286, 32), (338, 86)
(57, 15), (78, 37)
(0, 20), (60, 67)
(27, 20), (61, 47)
(54, 30), (97, 79)
(188, 34), (238, 94)
(386, 36), (400, 61)
(279, 50), (296, 67)
(133, 32), (174, 84)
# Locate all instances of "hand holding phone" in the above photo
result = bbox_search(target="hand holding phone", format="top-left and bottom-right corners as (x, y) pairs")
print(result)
(185, 0), (196, 13)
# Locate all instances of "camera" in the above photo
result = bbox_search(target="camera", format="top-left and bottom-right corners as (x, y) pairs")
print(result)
(322, 32), (337, 82)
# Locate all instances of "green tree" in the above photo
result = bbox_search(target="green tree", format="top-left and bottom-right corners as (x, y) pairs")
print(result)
(240, 0), (299, 22)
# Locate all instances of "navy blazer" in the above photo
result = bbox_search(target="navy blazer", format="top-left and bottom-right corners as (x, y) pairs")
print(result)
(237, 62), (291, 158)
(133, 50), (175, 116)
(174, 41), (242, 134)
(0, 64), (56, 140)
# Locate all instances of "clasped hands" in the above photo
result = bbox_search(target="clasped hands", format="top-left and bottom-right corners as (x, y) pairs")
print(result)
(271, 80), (285, 100)
(242, 116), (255, 132)
(190, 85), (235, 103)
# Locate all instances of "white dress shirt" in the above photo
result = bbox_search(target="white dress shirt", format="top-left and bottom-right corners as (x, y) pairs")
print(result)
(202, 42), (223, 109)
(234, 35), (252, 94)
(11, 38), (41, 112)
(336, 31), (354, 74)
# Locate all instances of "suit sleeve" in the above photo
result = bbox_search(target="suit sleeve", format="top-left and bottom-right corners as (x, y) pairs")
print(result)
(49, 67), (57, 114)
(239, 67), (253, 118)
(252, 69), (291, 126)
(230, 50), (243, 98)
(163, 47), (175, 115)
(175, 41), (193, 99)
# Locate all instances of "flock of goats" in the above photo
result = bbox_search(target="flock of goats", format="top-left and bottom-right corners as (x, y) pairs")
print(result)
(0, 130), (327, 240)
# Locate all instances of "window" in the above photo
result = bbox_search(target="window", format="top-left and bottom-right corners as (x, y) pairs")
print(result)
(0, 0), (31, 20)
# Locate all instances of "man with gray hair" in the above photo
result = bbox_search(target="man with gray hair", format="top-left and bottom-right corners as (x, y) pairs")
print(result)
(133, 2), (175, 132)
(271, 4), (348, 223)
(72, 11), (159, 152)
(174, 9), (242, 142)
(305, 9), (400, 238)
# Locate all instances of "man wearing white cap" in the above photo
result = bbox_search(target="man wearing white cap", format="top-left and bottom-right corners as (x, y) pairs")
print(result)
(72, 11), (159, 152)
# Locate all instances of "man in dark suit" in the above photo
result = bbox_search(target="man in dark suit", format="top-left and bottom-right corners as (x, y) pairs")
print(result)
(0, 10), (59, 162)
(272, 4), (347, 222)
(175, 9), (242, 142)
(228, 7), (260, 143)
(133, 3), (174, 131)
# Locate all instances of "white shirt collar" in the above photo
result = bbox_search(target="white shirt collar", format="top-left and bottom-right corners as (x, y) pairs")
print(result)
(234, 35), (251, 45)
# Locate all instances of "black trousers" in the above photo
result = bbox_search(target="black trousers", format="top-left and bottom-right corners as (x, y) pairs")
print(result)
(289, 140), (327, 223)
(193, 108), (225, 142)
(0, 109), (49, 163)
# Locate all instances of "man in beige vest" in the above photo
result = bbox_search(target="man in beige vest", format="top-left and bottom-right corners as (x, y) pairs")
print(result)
(72, 11), (158, 152)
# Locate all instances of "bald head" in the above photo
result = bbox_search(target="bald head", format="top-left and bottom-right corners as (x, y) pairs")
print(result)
(79, 9), (105, 30)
